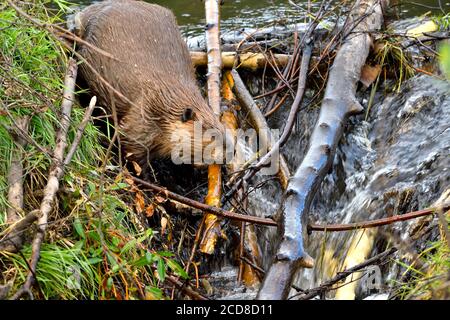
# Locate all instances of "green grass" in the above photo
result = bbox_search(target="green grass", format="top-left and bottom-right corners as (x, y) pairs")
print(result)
(0, 1), (186, 299)
(391, 214), (450, 300)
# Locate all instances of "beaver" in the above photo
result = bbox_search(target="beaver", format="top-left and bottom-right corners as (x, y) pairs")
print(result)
(74, 0), (231, 166)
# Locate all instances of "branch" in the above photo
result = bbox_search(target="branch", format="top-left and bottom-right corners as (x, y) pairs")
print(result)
(200, 0), (223, 255)
(190, 51), (290, 70)
(229, 69), (291, 189)
(294, 247), (397, 300)
(130, 176), (277, 227)
(64, 96), (96, 165)
(1, 116), (30, 252)
(309, 203), (450, 232)
(224, 38), (313, 202)
(165, 275), (208, 301)
(12, 58), (78, 299)
(204, 0), (222, 116)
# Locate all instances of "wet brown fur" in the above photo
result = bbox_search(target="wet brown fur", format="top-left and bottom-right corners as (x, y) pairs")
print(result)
(76, 0), (226, 165)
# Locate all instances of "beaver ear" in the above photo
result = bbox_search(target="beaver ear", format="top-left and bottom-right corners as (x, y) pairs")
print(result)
(181, 107), (194, 122)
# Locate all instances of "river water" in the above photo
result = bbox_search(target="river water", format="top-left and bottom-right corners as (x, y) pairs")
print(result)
(74, 1), (450, 37)
(71, 0), (450, 299)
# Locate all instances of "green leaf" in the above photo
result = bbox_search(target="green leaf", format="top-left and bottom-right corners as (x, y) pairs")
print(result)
(157, 251), (174, 257)
(166, 259), (188, 279)
(440, 43), (450, 79)
(120, 238), (137, 255)
(133, 251), (154, 267)
(145, 286), (163, 299)
(157, 257), (166, 282)
(87, 257), (103, 265)
(73, 218), (85, 239)
(106, 277), (114, 289)
(109, 182), (129, 191)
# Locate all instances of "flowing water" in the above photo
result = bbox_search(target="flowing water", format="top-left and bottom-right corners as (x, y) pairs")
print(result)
(71, 0), (450, 299)
(74, 1), (450, 37)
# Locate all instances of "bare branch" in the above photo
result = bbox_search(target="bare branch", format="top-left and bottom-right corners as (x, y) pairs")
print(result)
(12, 58), (78, 299)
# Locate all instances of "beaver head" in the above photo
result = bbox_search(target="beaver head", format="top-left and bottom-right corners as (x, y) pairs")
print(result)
(119, 78), (234, 167)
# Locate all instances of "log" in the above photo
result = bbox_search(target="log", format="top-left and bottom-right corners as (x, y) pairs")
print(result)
(190, 51), (290, 71)
(257, 0), (389, 300)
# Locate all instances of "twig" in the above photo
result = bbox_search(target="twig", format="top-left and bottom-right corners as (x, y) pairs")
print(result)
(294, 247), (397, 300)
(229, 69), (291, 188)
(165, 275), (209, 301)
(0, 210), (39, 251)
(6, 0), (116, 60)
(130, 176), (277, 226)
(12, 58), (78, 300)
(308, 203), (450, 232)
(64, 96), (97, 165)
(2, 116), (30, 252)
(224, 39), (313, 201)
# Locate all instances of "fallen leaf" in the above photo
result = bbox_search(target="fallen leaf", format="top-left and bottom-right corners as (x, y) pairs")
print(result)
(161, 216), (168, 235)
(145, 204), (155, 217)
(360, 64), (381, 88)
(154, 195), (166, 204)
(124, 176), (134, 186)
(132, 161), (142, 176)
(135, 191), (145, 214)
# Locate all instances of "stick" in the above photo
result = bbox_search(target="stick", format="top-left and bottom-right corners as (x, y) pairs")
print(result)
(64, 96), (97, 165)
(294, 247), (397, 300)
(309, 203), (450, 232)
(230, 70), (291, 189)
(0, 210), (38, 252)
(131, 176), (277, 227)
(199, 164), (222, 254)
(12, 58), (78, 299)
(224, 40), (313, 201)
(2, 116), (30, 252)
(200, 0), (223, 255)
(204, 0), (222, 116)
(257, 0), (389, 300)
(190, 51), (290, 70)
(165, 275), (208, 301)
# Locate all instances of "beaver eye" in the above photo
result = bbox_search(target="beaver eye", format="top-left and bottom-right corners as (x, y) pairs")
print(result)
(181, 108), (194, 122)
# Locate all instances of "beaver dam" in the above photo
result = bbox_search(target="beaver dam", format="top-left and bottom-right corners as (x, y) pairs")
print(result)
(0, 0), (449, 301)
